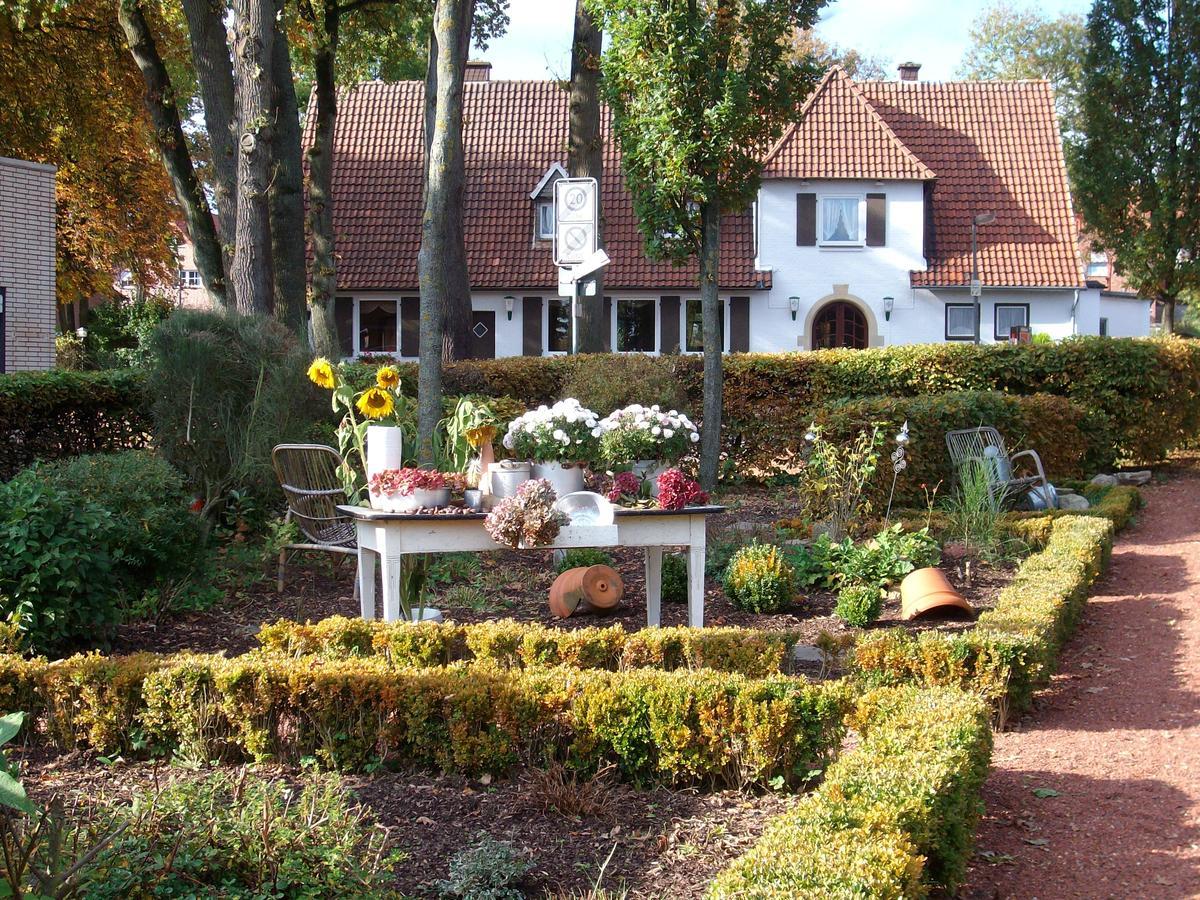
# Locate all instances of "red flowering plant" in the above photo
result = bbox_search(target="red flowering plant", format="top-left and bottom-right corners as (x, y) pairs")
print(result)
(656, 468), (708, 511)
(605, 471), (644, 504)
(368, 467), (447, 497)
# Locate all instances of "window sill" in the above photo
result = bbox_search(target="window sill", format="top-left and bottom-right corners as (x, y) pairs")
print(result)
(817, 243), (866, 251)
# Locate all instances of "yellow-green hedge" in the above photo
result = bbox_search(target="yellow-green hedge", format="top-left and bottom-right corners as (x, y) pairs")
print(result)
(8, 652), (850, 785)
(709, 685), (993, 898)
(256, 619), (801, 678)
(852, 515), (1114, 717)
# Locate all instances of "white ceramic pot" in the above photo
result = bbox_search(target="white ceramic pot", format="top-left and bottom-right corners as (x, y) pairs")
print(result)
(407, 607), (444, 623)
(366, 425), (404, 481)
(631, 459), (669, 497)
(532, 461), (586, 497)
(369, 490), (419, 513)
(411, 487), (451, 509)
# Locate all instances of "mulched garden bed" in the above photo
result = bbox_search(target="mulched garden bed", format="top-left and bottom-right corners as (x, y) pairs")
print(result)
(111, 486), (1015, 658)
(15, 748), (796, 899)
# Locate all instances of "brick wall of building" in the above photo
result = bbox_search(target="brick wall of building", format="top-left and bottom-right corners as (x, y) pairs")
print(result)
(0, 156), (57, 372)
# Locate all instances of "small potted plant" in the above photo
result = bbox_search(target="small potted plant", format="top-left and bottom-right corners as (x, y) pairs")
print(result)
(596, 405), (700, 494)
(368, 467), (450, 513)
(501, 398), (600, 496)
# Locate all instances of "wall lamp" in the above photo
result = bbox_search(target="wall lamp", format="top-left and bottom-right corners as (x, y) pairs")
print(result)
(883, 296), (894, 321)
(503, 295), (515, 321)
(788, 296), (799, 321)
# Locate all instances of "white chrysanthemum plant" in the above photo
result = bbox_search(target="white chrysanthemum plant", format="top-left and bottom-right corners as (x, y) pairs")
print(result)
(501, 398), (601, 464)
(597, 404), (700, 466)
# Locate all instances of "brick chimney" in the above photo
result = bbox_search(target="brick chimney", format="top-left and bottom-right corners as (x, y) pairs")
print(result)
(898, 62), (921, 82)
(465, 60), (492, 81)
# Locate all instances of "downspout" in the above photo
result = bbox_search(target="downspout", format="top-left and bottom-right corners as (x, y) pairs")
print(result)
(1071, 288), (1079, 335)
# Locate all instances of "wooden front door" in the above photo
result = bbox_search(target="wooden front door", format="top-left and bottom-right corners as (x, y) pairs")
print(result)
(812, 301), (868, 350)
(468, 310), (496, 359)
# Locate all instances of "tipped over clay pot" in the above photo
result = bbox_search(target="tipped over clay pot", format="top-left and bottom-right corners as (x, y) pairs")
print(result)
(549, 565), (625, 618)
(900, 567), (975, 621)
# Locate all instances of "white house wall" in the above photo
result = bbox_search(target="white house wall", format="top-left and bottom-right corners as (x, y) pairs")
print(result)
(1099, 293), (1152, 337)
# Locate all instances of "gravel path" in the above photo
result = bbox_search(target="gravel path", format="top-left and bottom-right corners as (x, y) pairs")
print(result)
(962, 460), (1200, 899)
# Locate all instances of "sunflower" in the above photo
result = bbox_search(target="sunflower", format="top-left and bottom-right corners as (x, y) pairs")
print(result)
(356, 387), (395, 419)
(375, 365), (400, 390)
(307, 357), (337, 390)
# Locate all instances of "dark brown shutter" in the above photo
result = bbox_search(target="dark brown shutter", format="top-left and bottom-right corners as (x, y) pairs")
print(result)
(522, 296), (542, 356)
(602, 296), (612, 351)
(400, 296), (419, 357)
(922, 181), (936, 261)
(796, 193), (817, 246)
(866, 193), (886, 247)
(659, 295), (681, 354)
(729, 296), (750, 352)
(334, 296), (354, 357)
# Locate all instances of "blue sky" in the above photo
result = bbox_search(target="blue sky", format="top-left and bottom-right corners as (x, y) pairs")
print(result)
(475, 0), (1093, 82)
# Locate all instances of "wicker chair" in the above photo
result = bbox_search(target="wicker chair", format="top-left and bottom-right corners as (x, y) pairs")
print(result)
(272, 444), (359, 595)
(944, 426), (1055, 508)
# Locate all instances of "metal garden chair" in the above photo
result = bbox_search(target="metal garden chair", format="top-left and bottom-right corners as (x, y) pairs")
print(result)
(272, 444), (359, 597)
(944, 426), (1055, 509)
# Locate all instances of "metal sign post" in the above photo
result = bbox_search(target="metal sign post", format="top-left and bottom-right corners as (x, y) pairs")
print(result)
(553, 177), (603, 354)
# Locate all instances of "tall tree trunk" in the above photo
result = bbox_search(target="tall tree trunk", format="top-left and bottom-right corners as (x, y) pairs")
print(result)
(231, 0), (275, 315)
(568, 0), (605, 353)
(180, 0), (237, 306)
(268, 0), (308, 334)
(305, 0), (341, 357)
(698, 198), (722, 491)
(417, 0), (474, 461)
(118, 0), (227, 309)
(1161, 293), (1177, 334)
(422, 0), (474, 363)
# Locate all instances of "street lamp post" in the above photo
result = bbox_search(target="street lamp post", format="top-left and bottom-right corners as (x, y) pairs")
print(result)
(971, 212), (995, 344)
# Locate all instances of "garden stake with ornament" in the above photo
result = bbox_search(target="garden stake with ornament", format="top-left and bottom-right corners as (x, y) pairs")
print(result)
(886, 420), (910, 523)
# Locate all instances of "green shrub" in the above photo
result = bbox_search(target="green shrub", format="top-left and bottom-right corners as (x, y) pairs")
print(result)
(70, 772), (399, 898)
(37, 451), (208, 599)
(146, 310), (322, 519)
(437, 835), (533, 900)
(0, 471), (121, 654)
(556, 547), (615, 573)
(0, 369), (150, 480)
(835, 584), (883, 628)
(661, 552), (688, 602)
(710, 685), (992, 898)
(258, 617), (801, 678)
(78, 294), (173, 369)
(813, 524), (942, 591)
(559, 352), (688, 415)
(4, 652), (850, 785)
(723, 543), (796, 613)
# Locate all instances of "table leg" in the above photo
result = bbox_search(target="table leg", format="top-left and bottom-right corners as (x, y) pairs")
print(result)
(645, 546), (663, 627)
(381, 554), (404, 622)
(688, 516), (706, 628)
(357, 545), (376, 620)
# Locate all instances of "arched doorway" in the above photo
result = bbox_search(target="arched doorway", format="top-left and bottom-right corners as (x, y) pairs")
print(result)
(811, 301), (868, 350)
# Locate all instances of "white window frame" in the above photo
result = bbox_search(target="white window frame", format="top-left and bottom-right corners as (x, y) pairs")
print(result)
(611, 297), (659, 354)
(681, 297), (729, 354)
(817, 194), (866, 247)
(353, 296), (401, 358)
(180, 269), (202, 290)
(544, 296), (573, 355)
(536, 200), (555, 240)
(1086, 251), (1109, 279)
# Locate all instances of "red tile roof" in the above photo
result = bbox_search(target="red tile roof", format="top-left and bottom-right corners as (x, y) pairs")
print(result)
(857, 79), (1083, 288)
(763, 67), (935, 181)
(319, 80), (764, 292)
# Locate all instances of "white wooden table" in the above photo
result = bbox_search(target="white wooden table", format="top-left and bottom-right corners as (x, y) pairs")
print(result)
(338, 505), (724, 627)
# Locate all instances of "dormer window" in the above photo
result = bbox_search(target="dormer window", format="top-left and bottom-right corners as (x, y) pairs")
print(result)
(536, 199), (555, 240)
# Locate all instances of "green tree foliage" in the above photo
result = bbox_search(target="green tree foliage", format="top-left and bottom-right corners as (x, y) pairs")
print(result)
(588, 0), (826, 488)
(791, 28), (890, 79)
(1074, 0), (1200, 333)
(958, 2), (1087, 147)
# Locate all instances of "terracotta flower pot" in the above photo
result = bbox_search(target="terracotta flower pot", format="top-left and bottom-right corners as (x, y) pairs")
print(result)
(549, 565), (625, 618)
(900, 567), (975, 621)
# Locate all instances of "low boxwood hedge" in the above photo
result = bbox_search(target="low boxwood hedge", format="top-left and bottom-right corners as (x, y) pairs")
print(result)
(256, 618), (802, 677)
(852, 515), (1114, 719)
(6, 652), (851, 785)
(709, 684), (993, 898)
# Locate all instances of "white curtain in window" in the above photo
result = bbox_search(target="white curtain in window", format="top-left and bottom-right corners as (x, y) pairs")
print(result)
(947, 306), (975, 337)
(821, 198), (859, 242)
(996, 305), (1027, 339)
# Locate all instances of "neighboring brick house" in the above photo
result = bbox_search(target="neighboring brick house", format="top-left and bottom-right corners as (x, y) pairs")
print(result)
(1076, 219), (1152, 337)
(308, 63), (1146, 358)
(114, 217), (212, 309)
(0, 156), (56, 372)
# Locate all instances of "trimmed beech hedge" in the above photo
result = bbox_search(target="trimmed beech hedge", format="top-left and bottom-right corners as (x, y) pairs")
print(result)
(257, 619), (801, 677)
(5, 653), (850, 785)
(852, 515), (1115, 718)
(709, 684), (993, 898)
(0, 370), (150, 479)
